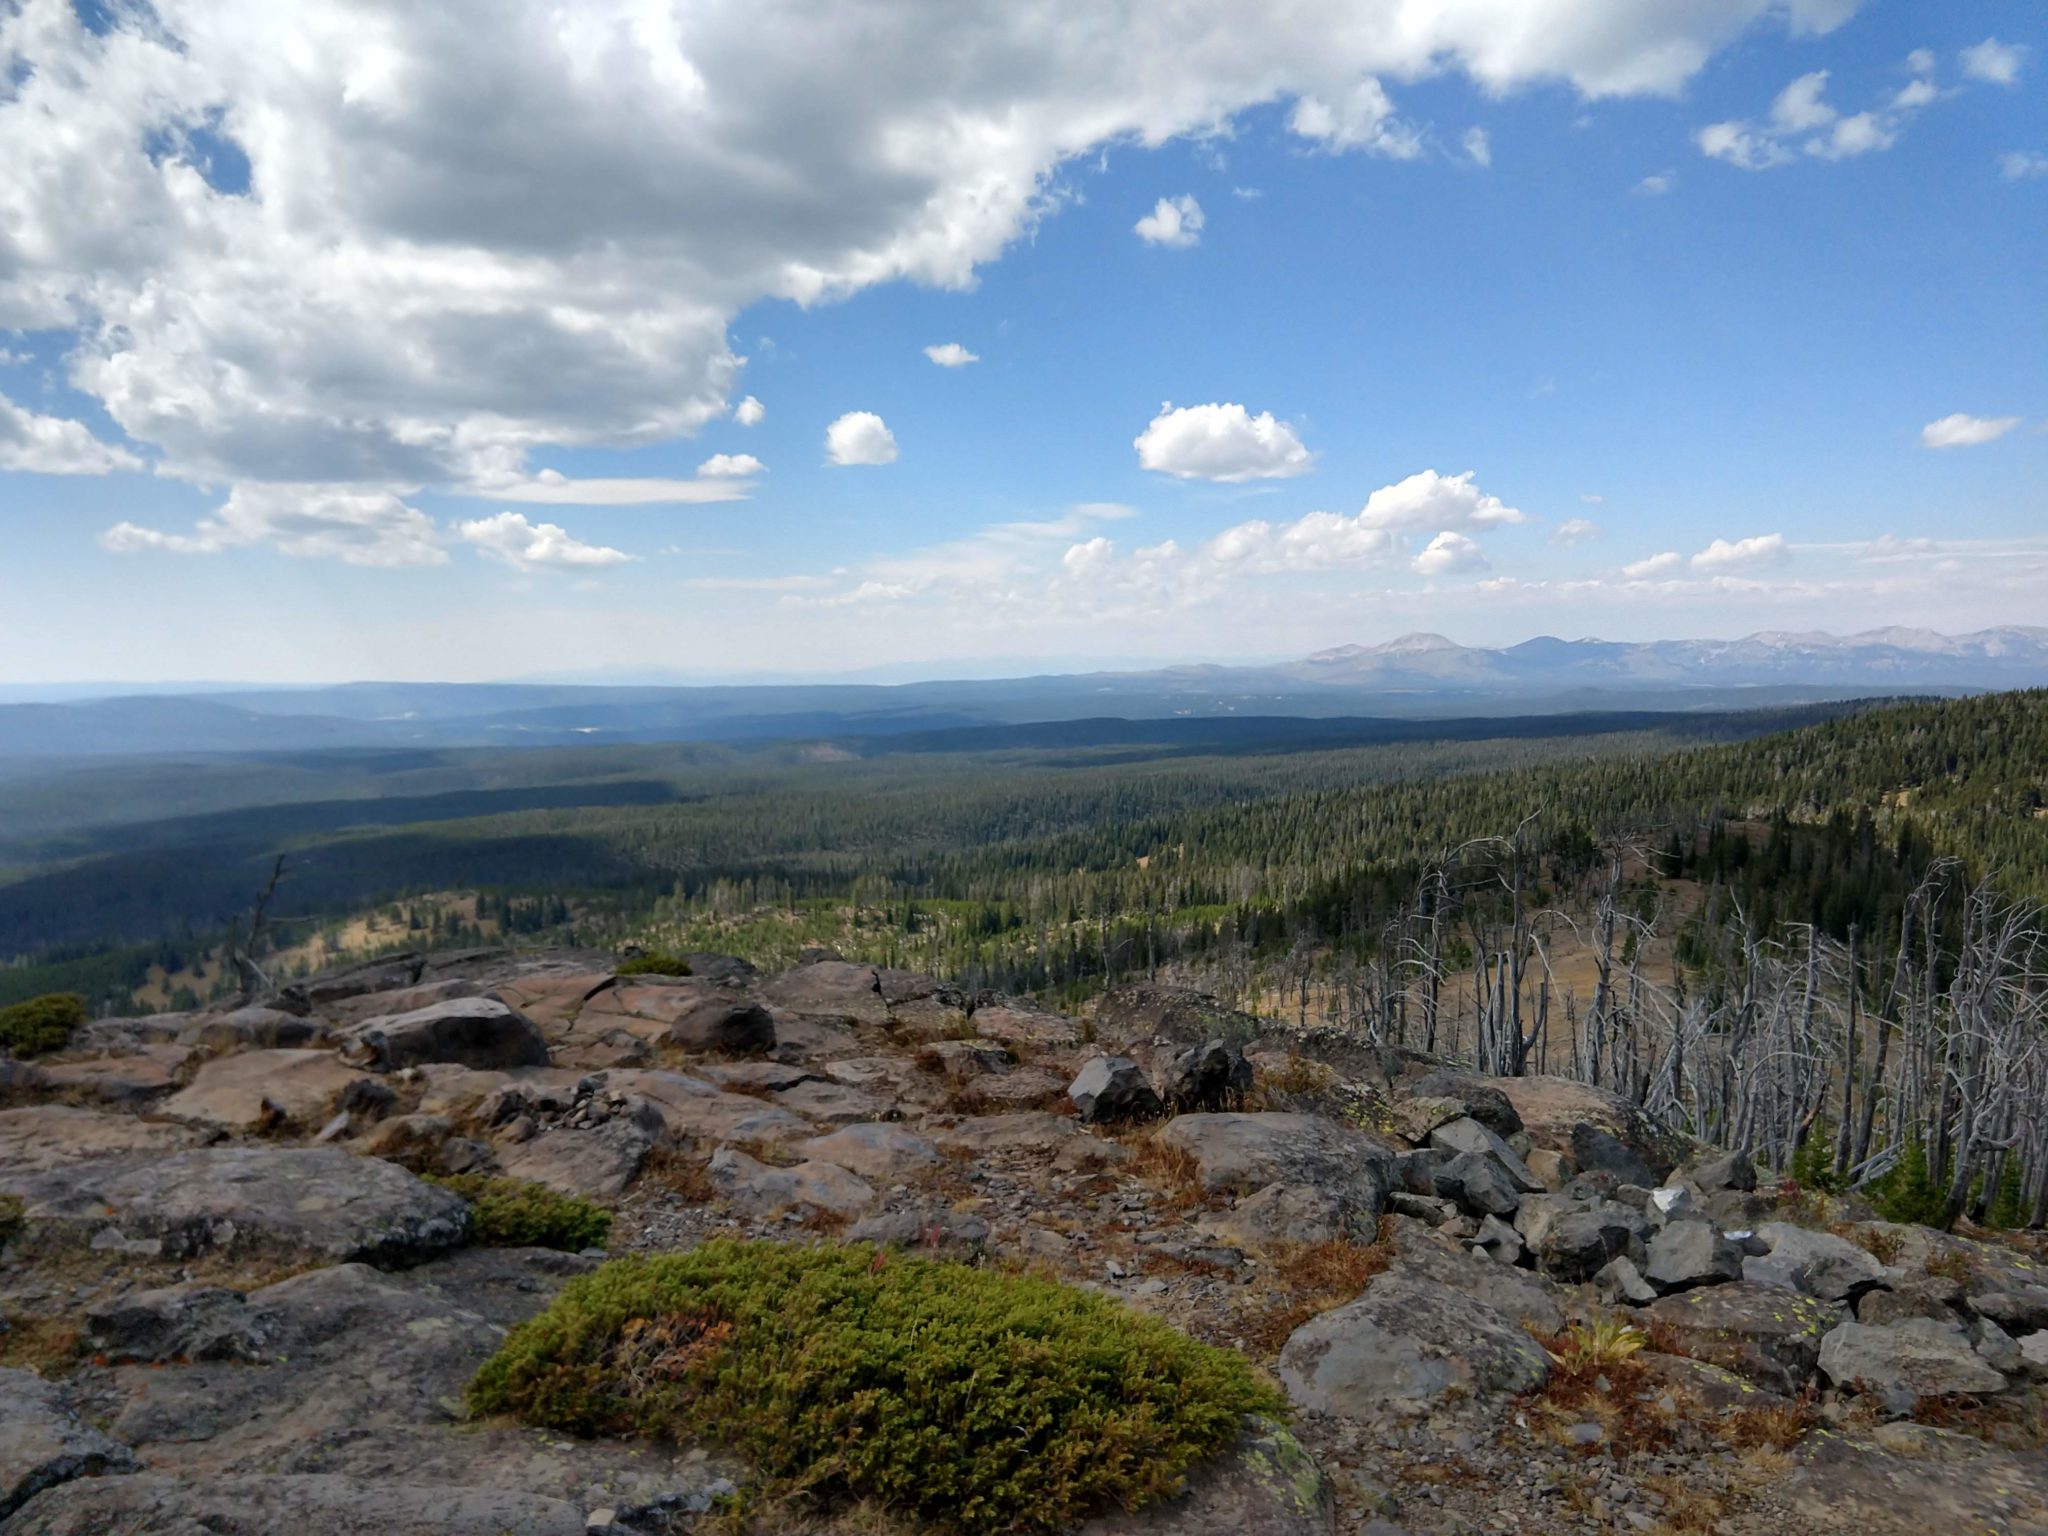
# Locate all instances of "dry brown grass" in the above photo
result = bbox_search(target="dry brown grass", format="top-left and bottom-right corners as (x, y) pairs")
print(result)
(640, 1143), (717, 1202)
(1123, 1134), (1213, 1215)
(1842, 1223), (1904, 1265)
(1529, 1320), (1682, 1456)
(1910, 1390), (2048, 1452)
(0, 1318), (81, 1373)
(1924, 1246), (1973, 1283)
(1237, 1228), (1393, 1355)
(1720, 1393), (1820, 1452)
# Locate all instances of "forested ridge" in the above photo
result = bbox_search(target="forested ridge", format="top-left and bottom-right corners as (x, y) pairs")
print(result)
(2, 691), (2043, 1013)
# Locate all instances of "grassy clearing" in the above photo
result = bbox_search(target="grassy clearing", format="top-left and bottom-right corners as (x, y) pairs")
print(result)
(468, 1239), (1281, 1533)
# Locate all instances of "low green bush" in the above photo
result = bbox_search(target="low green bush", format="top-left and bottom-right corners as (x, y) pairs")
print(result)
(0, 993), (86, 1057)
(468, 1240), (1279, 1533)
(614, 952), (692, 977)
(428, 1173), (612, 1251)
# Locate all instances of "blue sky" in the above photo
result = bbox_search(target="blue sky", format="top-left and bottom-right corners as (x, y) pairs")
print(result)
(0, 0), (2042, 683)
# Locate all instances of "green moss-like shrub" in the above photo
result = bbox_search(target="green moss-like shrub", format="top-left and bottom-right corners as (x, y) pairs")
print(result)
(428, 1173), (612, 1251)
(614, 953), (692, 978)
(467, 1240), (1280, 1532)
(0, 993), (86, 1057)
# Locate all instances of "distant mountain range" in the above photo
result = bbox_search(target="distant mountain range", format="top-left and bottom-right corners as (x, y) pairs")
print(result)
(1, 627), (2043, 760)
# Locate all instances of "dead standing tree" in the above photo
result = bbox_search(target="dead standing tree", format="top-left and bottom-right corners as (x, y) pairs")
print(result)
(229, 854), (289, 1006)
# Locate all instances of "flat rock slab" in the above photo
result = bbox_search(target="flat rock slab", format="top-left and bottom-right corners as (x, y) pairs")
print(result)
(4, 1474), (591, 1536)
(0, 1146), (469, 1266)
(1784, 1423), (2048, 1535)
(1155, 1113), (1394, 1234)
(759, 961), (889, 1025)
(497, 1119), (653, 1199)
(969, 1004), (1084, 1048)
(599, 1069), (810, 1144)
(0, 1367), (136, 1520)
(1278, 1271), (1551, 1410)
(935, 1111), (1081, 1158)
(350, 998), (550, 1072)
(795, 1123), (939, 1182)
(38, 1045), (192, 1105)
(707, 1146), (875, 1217)
(0, 1107), (208, 1176)
(1078, 1417), (1335, 1536)
(159, 1049), (375, 1133)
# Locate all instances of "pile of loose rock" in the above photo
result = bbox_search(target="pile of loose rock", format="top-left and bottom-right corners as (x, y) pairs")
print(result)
(0, 946), (2041, 1535)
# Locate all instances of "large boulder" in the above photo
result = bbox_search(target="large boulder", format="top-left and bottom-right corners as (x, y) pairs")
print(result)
(0, 1367), (136, 1519)
(1645, 1283), (1842, 1393)
(179, 1005), (333, 1051)
(160, 1049), (379, 1134)
(0, 1146), (470, 1266)
(1428, 1116), (1544, 1194)
(1432, 1150), (1523, 1219)
(0, 1106), (208, 1176)
(1068, 1056), (1163, 1124)
(350, 998), (550, 1072)
(1967, 1284), (2048, 1335)
(1384, 1221), (1571, 1334)
(1819, 1319), (2009, 1405)
(1643, 1220), (1744, 1295)
(1743, 1222), (1888, 1303)
(1493, 1075), (1679, 1180)
(1403, 1073), (1523, 1138)
(1523, 1199), (1650, 1282)
(1153, 1113), (1394, 1237)
(1278, 1272), (1551, 1410)
(1156, 1039), (1254, 1112)
(580, 984), (776, 1054)
(1196, 1183), (1350, 1252)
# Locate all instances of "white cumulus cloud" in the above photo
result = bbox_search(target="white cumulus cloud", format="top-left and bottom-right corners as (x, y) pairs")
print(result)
(1462, 126), (1492, 167)
(1922, 413), (2022, 448)
(1413, 530), (1487, 575)
(1357, 469), (1527, 531)
(1135, 195), (1205, 248)
(697, 453), (764, 477)
(458, 511), (633, 570)
(825, 411), (898, 466)
(0, 392), (142, 475)
(924, 342), (980, 367)
(2000, 152), (2048, 181)
(1961, 37), (2025, 86)
(733, 396), (766, 427)
(102, 485), (446, 566)
(1623, 551), (1685, 579)
(1133, 402), (1313, 482)
(1690, 533), (1788, 572)
(1550, 518), (1602, 546)
(1290, 79), (1422, 159)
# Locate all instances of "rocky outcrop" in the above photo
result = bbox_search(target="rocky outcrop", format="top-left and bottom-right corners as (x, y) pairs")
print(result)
(0, 1146), (470, 1265)
(160, 1048), (378, 1133)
